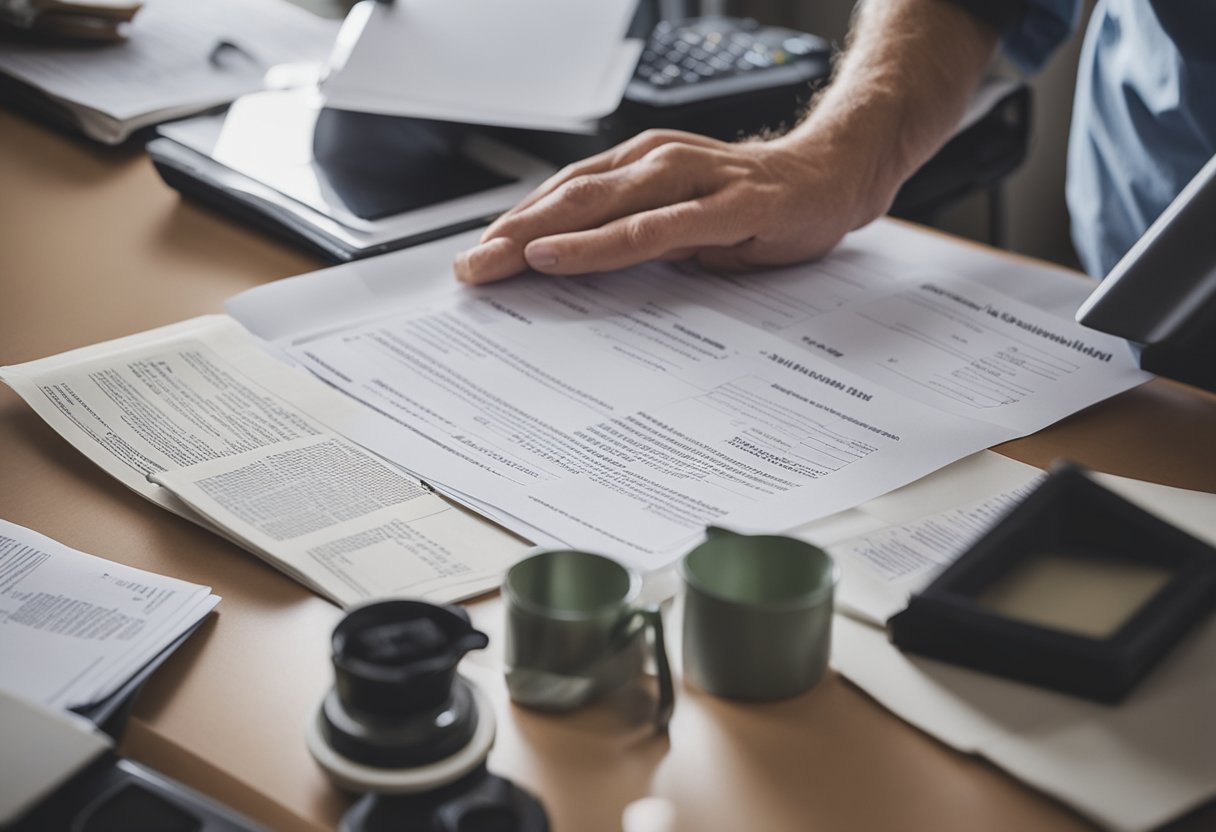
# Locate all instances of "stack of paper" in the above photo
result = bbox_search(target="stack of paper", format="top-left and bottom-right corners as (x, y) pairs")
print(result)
(0, 518), (219, 712)
(795, 453), (1216, 832)
(0, 0), (339, 143)
(223, 221), (1148, 573)
(322, 0), (645, 133)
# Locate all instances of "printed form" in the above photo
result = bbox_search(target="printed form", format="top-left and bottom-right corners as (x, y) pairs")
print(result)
(228, 221), (1149, 571)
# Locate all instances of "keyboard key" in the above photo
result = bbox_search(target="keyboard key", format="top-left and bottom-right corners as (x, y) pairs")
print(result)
(782, 35), (819, 56)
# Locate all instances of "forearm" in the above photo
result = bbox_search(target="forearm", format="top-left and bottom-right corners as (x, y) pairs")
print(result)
(454, 0), (1002, 283)
(777, 0), (1000, 228)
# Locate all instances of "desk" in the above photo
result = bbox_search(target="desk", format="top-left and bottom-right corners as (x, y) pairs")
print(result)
(2, 109), (1215, 832)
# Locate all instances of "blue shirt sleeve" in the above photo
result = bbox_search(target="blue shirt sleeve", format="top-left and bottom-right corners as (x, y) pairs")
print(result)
(1002, 0), (1083, 73)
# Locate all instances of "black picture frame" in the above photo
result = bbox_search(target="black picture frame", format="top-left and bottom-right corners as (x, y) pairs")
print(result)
(887, 465), (1216, 703)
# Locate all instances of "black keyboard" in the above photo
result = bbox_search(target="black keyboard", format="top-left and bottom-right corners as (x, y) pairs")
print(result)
(626, 17), (830, 108)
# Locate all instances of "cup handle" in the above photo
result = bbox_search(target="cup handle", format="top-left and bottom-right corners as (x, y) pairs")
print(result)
(638, 604), (674, 733)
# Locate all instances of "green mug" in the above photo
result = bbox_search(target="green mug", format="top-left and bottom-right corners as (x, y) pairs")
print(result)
(680, 527), (839, 701)
(503, 550), (674, 731)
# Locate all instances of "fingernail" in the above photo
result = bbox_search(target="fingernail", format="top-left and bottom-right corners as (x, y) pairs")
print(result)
(526, 242), (558, 269)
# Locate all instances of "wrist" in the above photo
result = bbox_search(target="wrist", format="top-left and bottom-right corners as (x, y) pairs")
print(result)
(770, 104), (909, 230)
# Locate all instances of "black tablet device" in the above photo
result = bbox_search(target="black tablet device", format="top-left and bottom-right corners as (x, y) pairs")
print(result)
(150, 88), (555, 263)
(1075, 153), (1216, 392)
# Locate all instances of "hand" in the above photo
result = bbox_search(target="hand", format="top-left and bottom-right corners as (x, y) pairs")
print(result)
(452, 129), (887, 284)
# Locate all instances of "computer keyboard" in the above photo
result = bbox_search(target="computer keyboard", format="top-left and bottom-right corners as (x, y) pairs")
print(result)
(626, 17), (830, 108)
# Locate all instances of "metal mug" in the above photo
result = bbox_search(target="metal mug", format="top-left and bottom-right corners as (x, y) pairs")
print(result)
(681, 527), (838, 701)
(503, 549), (674, 731)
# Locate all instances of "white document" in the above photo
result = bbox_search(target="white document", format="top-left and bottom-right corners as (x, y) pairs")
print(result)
(785, 451), (1043, 623)
(0, 317), (530, 607)
(322, 0), (644, 132)
(0, 0), (339, 143)
(814, 452), (1216, 625)
(227, 221), (1147, 572)
(0, 518), (219, 711)
(814, 460), (1216, 831)
(834, 611), (1216, 832)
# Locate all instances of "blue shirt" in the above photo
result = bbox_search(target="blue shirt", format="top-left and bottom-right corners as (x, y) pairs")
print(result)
(1003, 0), (1216, 277)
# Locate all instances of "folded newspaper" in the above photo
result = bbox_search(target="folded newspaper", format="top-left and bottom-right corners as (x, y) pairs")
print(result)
(0, 316), (531, 608)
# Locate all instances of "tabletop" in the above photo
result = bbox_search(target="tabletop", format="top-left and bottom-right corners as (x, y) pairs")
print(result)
(2, 109), (1215, 832)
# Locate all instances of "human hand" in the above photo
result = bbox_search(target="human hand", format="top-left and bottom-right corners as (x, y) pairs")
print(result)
(452, 128), (889, 284)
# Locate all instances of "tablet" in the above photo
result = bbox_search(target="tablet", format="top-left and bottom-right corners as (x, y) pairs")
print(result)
(1075, 153), (1216, 392)
(151, 87), (555, 262)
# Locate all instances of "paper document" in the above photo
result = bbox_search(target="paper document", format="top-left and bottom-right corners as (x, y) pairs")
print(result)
(0, 518), (219, 711)
(322, 0), (643, 132)
(0, 317), (530, 606)
(786, 452), (1043, 623)
(807, 455), (1216, 831)
(812, 452), (1216, 625)
(227, 221), (1148, 572)
(0, 0), (339, 143)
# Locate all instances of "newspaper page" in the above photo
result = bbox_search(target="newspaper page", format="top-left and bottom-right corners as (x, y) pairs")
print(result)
(0, 317), (529, 606)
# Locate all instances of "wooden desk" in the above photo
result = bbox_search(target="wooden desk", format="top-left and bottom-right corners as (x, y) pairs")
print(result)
(3, 110), (1215, 832)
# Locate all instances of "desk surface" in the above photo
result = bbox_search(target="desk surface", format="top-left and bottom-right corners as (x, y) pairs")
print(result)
(3, 110), (1216, 832)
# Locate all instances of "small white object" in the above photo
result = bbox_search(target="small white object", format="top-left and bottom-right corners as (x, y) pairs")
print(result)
(622, 797), (677, 832)
(0, 689), (113, 825)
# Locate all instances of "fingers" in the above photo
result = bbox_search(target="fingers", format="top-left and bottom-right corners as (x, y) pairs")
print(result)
(517, 196), (749, 276)
(501, 157), (709, 244)
(458, 144), (739, 284)
(481, 130), (725, 243)
(453, 236), (521, 285)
